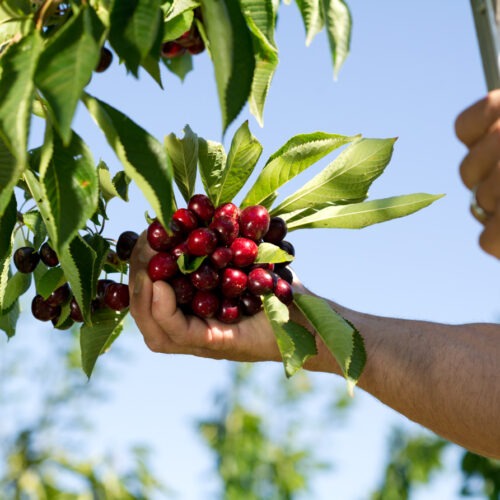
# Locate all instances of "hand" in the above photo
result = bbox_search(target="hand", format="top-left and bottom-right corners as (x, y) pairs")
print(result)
(455, 89), (500, 258)
(128, 232), (282, 362)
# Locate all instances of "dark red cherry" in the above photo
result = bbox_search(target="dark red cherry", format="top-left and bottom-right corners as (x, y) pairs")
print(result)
(171, 241), (189, 259)
(209, 247), (233, 269)
(14, 247), (40, 273)
(217, 298), (241, 324)
(116, 231), (139, 261)
(191, 290), (219, 319)
(187, 228), (217, 256)
(209, 215), (239, 245)
(172, 208), (198, 234)
(148, 253), (179, 282)
(274, 278), (293, 305)
(161, 41), (186, 58)
(104, 283), (130, 311)
(187, 38), (205, 55)
(241, 293), (263, 316)
(220, 268), (247, 298)
(69, 297), (84, 322)
(239, 205), (270, 241)
(95, 47), (113, 73)
(230, 238), (258, 268)
(31, 294), (60, 322)
(214, 202), (240, 221)
(190, 262), (219, 291)
(169, 275), (195, 305)
(46, 283), (70, 307)
(247, 268), (275, 295)
(188, 194), (215, 224)
(275, 265), (293, 285)
(263, 216), (287, 244)
(39, 242), (59, 267)
(147, 220), (180, 252)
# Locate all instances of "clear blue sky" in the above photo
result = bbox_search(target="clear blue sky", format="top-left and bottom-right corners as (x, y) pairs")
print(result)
(4, 1), (499, 498)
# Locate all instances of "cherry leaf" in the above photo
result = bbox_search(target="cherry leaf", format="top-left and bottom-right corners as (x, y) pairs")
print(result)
(255, 242), (294, 264)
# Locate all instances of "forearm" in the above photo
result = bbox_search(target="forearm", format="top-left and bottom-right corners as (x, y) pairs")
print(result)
(299, 298), (500, 458)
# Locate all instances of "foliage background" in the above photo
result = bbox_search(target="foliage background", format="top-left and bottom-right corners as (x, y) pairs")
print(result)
(1, 0), (499, 498)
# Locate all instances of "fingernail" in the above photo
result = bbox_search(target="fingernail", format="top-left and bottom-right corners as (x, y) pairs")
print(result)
(134, 272), (144, 295)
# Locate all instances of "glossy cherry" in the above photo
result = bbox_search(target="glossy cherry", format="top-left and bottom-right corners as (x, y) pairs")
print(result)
(209, 215), (239, 245)
(31, 294), (60, 322)
(187, 228), (217, 256)
(116, 231), (139, 261)
(188, 194), (215, 224)
(247, 268), (275, 295)
(169, 275), (195, 305)
(214, 202), (240, 221)
(263, 216), (287, 244)
(217, 298), (241, 324)
(46, 283), (71, 307)
(239, 205), (270, 241)
(147, 220), (180, 252)
(230, 238), (258, 268)
(148, 253), (179, 282)
(104, 283), (130, 311)
(191, 290), (219, 319)
(190, 262), (219, 291)
(274, 278), (293, 305)
(221, 268), (248, 298)
(241, 292), (263, 316)
(69, 297), (84, 322)
(14, 247), (40, 273)
(39, 242), (59, 267)
(209, 247), (233, 269)
(172, 208), (198, 234)
(95, 47), (113, 73)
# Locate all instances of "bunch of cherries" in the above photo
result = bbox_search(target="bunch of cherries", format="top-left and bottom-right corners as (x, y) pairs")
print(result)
(146, 194), (295, 324)
(161, 13), (205, 59)
(13, 232), (138, 329)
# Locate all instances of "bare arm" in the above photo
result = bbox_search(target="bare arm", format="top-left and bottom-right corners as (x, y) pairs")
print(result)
(129, 238), (500, 459)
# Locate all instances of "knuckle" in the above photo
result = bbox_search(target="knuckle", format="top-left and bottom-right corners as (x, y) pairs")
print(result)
(144, 336), (164, 353)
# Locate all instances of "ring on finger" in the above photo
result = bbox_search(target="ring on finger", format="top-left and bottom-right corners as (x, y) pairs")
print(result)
(470, 185), (493, 223)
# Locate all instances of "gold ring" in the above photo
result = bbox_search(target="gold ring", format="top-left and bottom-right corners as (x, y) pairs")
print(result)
(470, 185), (491, 223)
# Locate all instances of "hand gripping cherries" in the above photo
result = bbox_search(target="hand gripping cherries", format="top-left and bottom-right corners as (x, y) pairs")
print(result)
(146, 194), (295, 323)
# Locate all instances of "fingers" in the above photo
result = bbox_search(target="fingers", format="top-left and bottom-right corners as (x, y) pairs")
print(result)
(479, 208), (500, 258)
(459, 125), (500, 189)
(129, 232), (154, 296)
(474, 164), (500, 215)
(455, 89), (500, 147)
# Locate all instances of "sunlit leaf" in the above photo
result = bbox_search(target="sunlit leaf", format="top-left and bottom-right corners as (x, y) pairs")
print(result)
(286, 193), (445, 230)
(198, 137), (226, 205)
(255, 242), (294, 264)
(0, 194), (17, 315)
(296, 0), (324, 46)
(242, 132), (355, 208)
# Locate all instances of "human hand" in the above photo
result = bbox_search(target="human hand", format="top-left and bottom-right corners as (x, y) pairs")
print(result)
(129, 232), (284, 362)
(455, 89), (500, 258)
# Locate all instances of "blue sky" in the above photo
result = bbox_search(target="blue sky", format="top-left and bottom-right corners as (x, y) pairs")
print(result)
(3, 1), (498, 498)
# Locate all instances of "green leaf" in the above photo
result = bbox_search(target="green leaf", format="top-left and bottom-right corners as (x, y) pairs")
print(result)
(80, 308), (128, 378)
(84, 233), (111, 287)
(0, 30), (42, 166)
(98, 161), (130, 202)
(1, 271), (31, 313)
(197, 137), (226, 205)
(34, 6), (106, 144)
(286, 193), (445, 230)
(58, 235), (97, 325)
(82, 93), (175, 229)
(242, 132), (355, 208)
(22, 210), (47, 249)
(0, 134), (19, 217)
(296, 0), (324, 46)
(165, 125), (198, 203)
(109, 0), (162, 76)
(255, 242), (294, 264)
(39, 129), (98, 253)
(294, 293), (366, 393)
(263, 294), (316, 377)
(239, 0), (279, 126)
(272, 137), (396, 216)
(35, 266), (65, 299)
(163, 50), (193, 81)
(164, 0), (200, 20)
(0, 193), (16, 314)
(163, 8), (194, 41)
(177, 253), (206, 274)
(0, 299), (19, 338)
(320, 0), (351, 78)
(113, 170), (131, 202)
(200, 0), (255, 132)
(215, 121), (262, 206)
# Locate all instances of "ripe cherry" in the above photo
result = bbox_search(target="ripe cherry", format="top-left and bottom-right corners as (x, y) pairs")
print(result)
(263, 216), (287, 244)
(275, 265), (293, 285)
(188, 194), (215, 224)
(240, 205), (270, 241)
(171, 241), (189, 259)
(116, 231), (139, 261)
(104, 283), (130, 311)
(161, 41), (186, 58)
(217, 298), (241, 324)
(274, 278), (293, 305)
(169, 275), (195, 305)
(69, 297), (84, 322)
(190, 262), (219, 291)
(247, 268), (275, 295)
(230, 238), (258, 267)
(14, 247), (40, 273)
(187, 228), (217, 256)
(31, 294), (60, 322)
(209, 215), (239, 245)
(221, 268), (248, 298)
(241, 293), (263, 316)
(39, 242), (59, 267)
(95, 47), (113, 73)
(278, 240), (295, 257)
(191, 290), (219, 319)
(46, 283), (71, 307)
(172, 208), (198, 234)
(209, 247), (233, 269)
(187, 39), (205, 55)
(147, 220), (180, 252)
(148, 253), (179, 282)
(214, 202), (240, 221)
